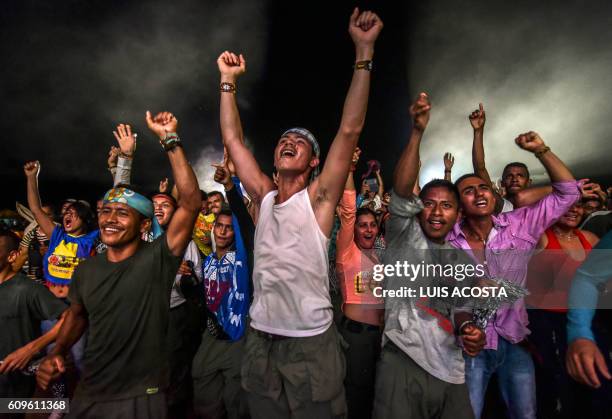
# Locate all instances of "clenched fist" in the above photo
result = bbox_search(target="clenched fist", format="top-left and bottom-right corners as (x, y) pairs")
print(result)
(23, 161), (40, 178)
(36, 355), (65, 390)
(218, 51), (246, 81)
(409, 92), (431, 132)
(514, 131), (546, 153)
(350, 147), (361, 172)
(146, 111), (178, 140)
(349, 8), (383, 49)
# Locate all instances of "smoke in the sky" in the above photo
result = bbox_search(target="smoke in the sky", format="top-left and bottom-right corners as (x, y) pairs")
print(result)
(408, 1), (612, 185)
(192, 137), (254, 195)
(7, 0), (268, 193)
(193, 144), (224, 195)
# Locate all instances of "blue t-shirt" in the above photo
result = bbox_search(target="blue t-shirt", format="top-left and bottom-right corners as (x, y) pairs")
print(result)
(43, 226), (99, 285)
(567, 230), (612, 342)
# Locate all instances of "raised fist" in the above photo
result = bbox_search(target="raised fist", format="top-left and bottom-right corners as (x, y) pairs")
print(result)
(469, 103), (486, 131)
(351, 147), (361, 171)
(112, 123), (137, 156)
(159, 177), (169, 193)
(212, 150), (232, 187)
(107, 146), (119, 167)
(443, 152), (455, 170)
(514, 131), (546, 153)
(348, 8), (383, 48)
(146, 111), (178, 140)
(409, 92), (431, 132)
(217, 51), (246, 80)
(23, 161), (40, 178)
(223, 147), (236, 176)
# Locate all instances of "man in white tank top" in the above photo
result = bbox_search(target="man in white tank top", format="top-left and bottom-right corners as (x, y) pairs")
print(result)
(215, 8), (383, 419)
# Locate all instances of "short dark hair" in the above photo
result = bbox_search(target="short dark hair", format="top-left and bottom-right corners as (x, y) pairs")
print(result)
(0, 228), (20, 253)
(356, 207), (378, 223)
(216, 207), (233, 219)
(208, 191), (225, 201)
(502, 162), (530, 178)
(582, 196), (603, 205)
(453, 173), (484, 191)
(421, 179), (460, 203)
(200, 190), (208, 201)
(151, 192), (177, 206)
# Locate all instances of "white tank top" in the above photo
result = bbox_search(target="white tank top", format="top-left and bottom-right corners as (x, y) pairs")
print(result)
(249, 188), (332, 337)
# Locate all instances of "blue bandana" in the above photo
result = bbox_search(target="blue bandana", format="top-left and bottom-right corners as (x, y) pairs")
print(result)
(103, 187), (163, 239)
(281, 127), (320, 181)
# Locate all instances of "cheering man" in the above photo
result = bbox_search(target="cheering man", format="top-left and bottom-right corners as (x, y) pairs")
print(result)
(217, 8), (383, 418)
(37, 111), (201, 419)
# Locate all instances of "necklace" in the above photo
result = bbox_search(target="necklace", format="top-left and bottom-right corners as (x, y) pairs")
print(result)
(553, 227), (576, 241)
(463, 223), (489, 268)
(464, 224), (487, 246)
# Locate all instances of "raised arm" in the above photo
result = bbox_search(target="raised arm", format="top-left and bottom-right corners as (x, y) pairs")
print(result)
(23, 161), (55, 238)
(146, 111), (201, 257)
(443, 152), (454, 182)
(336, 153), (360, 254)
(107, 146), (119, 180)
(469, 103), (493, 186)
(217, 52), (274, 204)
(313, 9), (383, 226)
(393, 93), (431, 198)
(513, 185), (553, 208)
(215, 160), (256, 261)
(374, 167), (384, 197)
(514, 132), (575, 182)
(413, 160), (422, 196)
(112, 123), (136, 187)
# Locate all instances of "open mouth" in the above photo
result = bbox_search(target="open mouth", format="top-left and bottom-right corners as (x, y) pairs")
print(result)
(280, 148), (296, 158)
(428, 219), (445, 230)
(64, 217), (73, 229)
(154, 211), (164, 218)
(475, 198), (488, 208)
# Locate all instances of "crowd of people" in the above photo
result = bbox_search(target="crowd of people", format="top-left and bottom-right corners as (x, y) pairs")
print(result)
(1, 7), (611, 419)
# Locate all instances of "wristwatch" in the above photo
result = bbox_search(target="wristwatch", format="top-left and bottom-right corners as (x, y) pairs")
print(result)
(354, 60), (373, 71)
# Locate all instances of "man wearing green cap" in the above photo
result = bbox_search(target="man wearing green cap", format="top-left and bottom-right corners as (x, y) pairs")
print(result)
(36, 111), (201, 419)
(216, 8), (383, 418)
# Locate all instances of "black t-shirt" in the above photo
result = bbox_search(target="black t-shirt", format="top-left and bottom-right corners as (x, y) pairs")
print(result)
(0, 273), (67, 360)
(69, 235), (182, 401)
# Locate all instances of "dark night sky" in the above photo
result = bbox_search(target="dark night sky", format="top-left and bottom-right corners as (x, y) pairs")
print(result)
(1, 0), (611, 211)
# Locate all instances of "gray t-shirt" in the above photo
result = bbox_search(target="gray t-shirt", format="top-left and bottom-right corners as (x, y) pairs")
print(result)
(382, 192), (475, 384)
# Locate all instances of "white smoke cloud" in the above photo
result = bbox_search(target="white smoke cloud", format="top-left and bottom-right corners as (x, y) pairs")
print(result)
(192, 137), (255, 195)
(407, 2), (612, 185)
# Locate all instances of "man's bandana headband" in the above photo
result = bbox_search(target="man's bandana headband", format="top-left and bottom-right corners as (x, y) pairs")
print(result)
(103, 187), (163, 239)
(281, 127), (320, 181)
